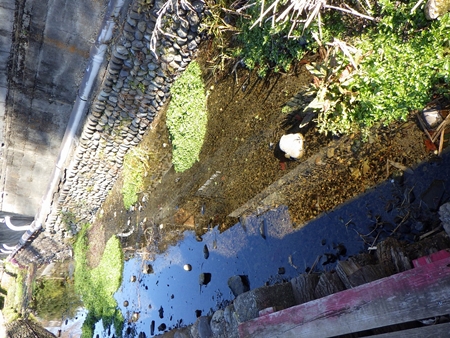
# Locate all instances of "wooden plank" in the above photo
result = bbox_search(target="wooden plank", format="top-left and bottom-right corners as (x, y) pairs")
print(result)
(376, 237), (412, 273)
(238, 256), (450, 338)
(336, 259), (394, 288)
(314, 271), (345, 298)
(412, 249), (450, 268)
(371, 322), (450, 338)
(290, 273), (320, 304)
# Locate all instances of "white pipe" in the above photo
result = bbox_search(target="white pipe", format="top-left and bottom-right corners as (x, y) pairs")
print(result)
(2, 244), (16, 250)
(8, 0), (126, 261)
(4, 216), (32, 231)
(1, 249), (12, 254)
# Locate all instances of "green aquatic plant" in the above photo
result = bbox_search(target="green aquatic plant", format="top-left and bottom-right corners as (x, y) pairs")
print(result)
(166, 60), (208, 172)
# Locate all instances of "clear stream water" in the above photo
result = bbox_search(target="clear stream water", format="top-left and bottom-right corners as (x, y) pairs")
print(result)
(94, 151), (450, 337)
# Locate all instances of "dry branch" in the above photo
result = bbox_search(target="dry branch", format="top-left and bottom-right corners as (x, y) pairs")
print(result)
(250, 0), (374, 40)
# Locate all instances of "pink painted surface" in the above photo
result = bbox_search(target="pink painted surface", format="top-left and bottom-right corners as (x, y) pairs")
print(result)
(239, 256), (450, 338)
(259, 307), (276, 316)
(413, 249), (450, 268)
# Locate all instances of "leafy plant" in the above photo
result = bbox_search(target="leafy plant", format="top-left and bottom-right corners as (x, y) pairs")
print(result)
(73, 224), (124, 338)
(302, 40), (362, 134)
(351, 9), (450, 129)
(235, 2), (315, 77)
(1, 264), (26, 323)
(299, 6), (450, 135)
(166, 60), (208, 172)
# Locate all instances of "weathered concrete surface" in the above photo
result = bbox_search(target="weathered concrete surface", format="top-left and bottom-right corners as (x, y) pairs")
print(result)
(8, 0), (203, 265)
(1, 0), (105, 216)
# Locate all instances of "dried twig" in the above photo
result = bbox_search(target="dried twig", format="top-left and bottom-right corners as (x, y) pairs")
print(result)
(251, 0), (374, 42)
(325, 4), (375, 21)
(411, 0), (425, 14)
(432, 111), (450, 143)
(419, 225), (442, 240)
(308, 254), (322, 274)
(416, 111), (434, 141)
(391, 211), (410, 235)
(438, 126), (445, 155)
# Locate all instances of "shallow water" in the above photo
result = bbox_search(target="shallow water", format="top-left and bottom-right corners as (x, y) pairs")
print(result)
(96, 151), (450, 337)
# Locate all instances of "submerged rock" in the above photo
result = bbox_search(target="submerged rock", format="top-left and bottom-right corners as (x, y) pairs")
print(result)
(203, 244), (209, 259)
(199, 272), (212, 286)
(143, 264), (154, 274)
(191, 316), (213, 338)
(227, 275), (250, 297)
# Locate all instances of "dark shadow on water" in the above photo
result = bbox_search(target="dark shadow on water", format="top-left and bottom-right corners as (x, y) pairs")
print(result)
(105, 151), (450, 337)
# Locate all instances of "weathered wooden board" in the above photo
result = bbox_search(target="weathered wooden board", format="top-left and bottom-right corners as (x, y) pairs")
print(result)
(371, 322), (450, 338)
(238, 256), (450, 338)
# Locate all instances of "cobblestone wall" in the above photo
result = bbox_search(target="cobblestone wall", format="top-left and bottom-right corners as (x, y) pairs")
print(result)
(12, 0), (204, 265)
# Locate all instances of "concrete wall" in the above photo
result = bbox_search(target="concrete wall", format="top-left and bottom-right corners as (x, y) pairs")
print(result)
(1, 0), (106, 217)
(10, 0), (204, 265)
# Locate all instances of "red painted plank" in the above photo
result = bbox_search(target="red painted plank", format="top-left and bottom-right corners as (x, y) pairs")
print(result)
(413, 249), (450, 268)
(239, 256), (450, 338)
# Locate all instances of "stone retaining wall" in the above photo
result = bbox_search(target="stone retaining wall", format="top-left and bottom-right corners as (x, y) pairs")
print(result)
(12, 0), (204, 265)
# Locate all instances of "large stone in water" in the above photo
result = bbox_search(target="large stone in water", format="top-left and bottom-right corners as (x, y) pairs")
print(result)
(191, 316), (213, 338)
(227, 275), (250, 297)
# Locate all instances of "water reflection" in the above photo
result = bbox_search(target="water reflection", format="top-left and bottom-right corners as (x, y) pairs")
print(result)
(111, 205), (362, 337)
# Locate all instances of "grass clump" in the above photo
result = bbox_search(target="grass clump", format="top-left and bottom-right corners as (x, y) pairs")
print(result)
(167, 60), (208, 172)
(31, 278), (82, 320)
(122, 147), (150, 209)
(73, 224), (124, 338)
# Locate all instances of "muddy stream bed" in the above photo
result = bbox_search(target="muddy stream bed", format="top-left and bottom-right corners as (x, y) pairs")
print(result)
(86, 53), (449, 337)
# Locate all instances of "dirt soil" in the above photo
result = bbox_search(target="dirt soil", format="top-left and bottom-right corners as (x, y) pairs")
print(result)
(87, 44), (440, 266)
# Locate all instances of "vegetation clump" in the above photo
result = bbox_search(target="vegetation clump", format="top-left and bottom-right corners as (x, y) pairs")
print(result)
(31, 278), (82, 320)
(122, 147), (151, 209)
(166, 60), (208, 172)
(202, 0), (450, 135)
(0, 263), (25, 323)
(73, 224), (124, 338)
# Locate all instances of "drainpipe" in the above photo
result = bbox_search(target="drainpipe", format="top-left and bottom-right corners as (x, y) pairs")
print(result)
(7, 0), (126, 261)
(2, 244), (15, 250)
(4, 216), (32, 231)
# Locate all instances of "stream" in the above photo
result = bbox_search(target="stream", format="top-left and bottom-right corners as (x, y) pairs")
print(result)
(94, 151), (450, 337)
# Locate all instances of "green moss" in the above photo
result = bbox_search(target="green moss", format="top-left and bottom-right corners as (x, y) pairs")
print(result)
(167, 61), (208, 172)
(73, 224), (124, 337)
